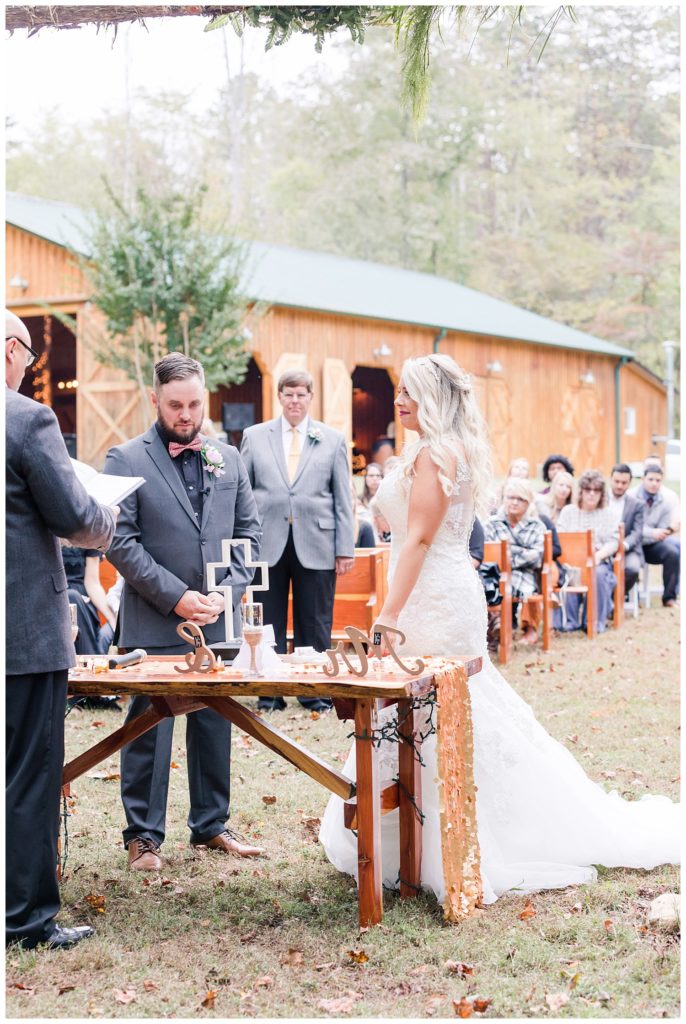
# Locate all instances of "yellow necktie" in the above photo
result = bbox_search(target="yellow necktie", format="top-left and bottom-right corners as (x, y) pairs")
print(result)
(287, 426), (300, 482)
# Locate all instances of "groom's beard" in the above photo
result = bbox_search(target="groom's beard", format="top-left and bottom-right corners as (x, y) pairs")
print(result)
(156, 411), (202, 446)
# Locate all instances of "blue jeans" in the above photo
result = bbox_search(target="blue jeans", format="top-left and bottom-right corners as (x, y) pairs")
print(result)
(555, 562), (616, 633)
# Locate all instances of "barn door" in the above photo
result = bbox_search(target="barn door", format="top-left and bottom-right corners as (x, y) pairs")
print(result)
(76, 306), (149, 467)
(323, 357), (352, 464)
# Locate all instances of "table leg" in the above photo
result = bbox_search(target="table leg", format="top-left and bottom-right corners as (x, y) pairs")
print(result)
(62, 704), (166, 786)
(354, 698), (383, 926)
(397, 697), (422, 898)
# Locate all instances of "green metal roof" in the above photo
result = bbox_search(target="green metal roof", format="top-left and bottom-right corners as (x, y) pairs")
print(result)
(6, 191), (633, 359)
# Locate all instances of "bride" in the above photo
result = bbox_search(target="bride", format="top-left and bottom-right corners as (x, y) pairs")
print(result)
(319, 354), (679, 909)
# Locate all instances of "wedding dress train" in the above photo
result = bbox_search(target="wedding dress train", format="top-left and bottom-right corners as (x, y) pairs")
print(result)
(319, 455), (679, 906)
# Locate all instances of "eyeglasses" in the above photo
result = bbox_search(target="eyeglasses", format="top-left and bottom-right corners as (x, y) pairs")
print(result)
(505, 495), (528, 503)
(581, 486), (603, 493)
(7, 336), (39, 367)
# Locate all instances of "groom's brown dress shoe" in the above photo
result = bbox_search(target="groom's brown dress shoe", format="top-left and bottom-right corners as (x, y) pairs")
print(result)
(127, 836), (162, 871)
(191, 828), (264, 858)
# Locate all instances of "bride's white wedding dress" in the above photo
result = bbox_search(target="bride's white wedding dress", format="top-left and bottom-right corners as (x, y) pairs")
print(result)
(319, 455), (679, 906)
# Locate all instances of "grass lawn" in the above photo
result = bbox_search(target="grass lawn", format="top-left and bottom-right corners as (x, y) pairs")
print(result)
(6, 605), (680, 1019)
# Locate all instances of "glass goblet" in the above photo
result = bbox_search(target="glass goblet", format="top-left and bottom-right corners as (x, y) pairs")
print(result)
(240, 602), (264, 678)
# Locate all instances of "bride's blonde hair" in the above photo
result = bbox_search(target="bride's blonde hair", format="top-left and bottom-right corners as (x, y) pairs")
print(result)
(399, 353), (492, 513)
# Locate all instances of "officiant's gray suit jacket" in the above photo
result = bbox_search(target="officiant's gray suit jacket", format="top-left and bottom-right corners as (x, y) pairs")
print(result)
(240, 417), (354, 570)
(6, 388), (116, 675)
(104, 425), (261, 649)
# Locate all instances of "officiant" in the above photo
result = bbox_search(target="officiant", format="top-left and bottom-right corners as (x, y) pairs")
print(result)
(6, 309), (117, 950)
(104, 353), (263, 872)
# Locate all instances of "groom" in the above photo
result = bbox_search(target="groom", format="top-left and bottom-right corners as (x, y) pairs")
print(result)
(240, 370), (354, 711)
(104, 353), (263, 870)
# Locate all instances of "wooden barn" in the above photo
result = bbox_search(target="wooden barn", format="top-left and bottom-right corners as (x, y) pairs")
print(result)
(6, 191), (668, 474)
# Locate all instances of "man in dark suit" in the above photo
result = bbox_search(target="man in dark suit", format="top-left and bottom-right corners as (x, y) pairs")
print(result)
(240, 370), (355, 712)
(104, 353), (263, 871)
(6, 310), (116, 949)
(609, 463), (645, 597)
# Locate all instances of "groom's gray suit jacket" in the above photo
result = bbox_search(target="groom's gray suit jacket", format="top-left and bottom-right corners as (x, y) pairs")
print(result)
(104, 425), (262, 649)
(240, 417), (354, 570)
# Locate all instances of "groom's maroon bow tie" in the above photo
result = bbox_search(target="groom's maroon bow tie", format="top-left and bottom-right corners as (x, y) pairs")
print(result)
(168, 437), (203, 458)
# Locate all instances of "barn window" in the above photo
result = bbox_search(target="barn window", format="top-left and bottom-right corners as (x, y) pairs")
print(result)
(624, 407), (637, 435)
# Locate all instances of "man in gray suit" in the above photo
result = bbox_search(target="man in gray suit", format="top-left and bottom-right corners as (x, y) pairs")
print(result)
(6, 310), (116, 949)
(240, 370), (354, 712)
(104, 353), (263, 871)
(609, 463), (645, 597)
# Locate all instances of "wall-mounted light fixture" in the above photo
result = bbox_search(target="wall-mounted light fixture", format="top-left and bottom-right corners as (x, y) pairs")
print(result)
(9, 274), (29, 291)
(486, 360), (503, 374)
(580, 371), (595, 385)
(373, 342), (392, 359)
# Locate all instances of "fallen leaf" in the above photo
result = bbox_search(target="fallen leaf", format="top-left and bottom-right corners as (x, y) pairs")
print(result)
(519, 900), (537, 920)
(346, 948), (369, 964)
(566, 734), (579, 744)
(8, 983), (35, 994)
(58, 984), (76, 995)
(240, 930), (258, 944)
(318, 991), (363, 1014)
(604, 918), (615, 934)
(200, 990), (217, 1009)
(143, 980), (158, 992)
(445, 960), (474, 977)
(114, 989), (137, 1005)
(253, 975), (274, 990)
(85, 892), (106, 912)
(170, 762), (180, 769)
(391, 981), (413, 996)
(310, 711), (320, 720)
(473, 997), (492, 1013)
(453, 997), (473, 1017)
(545, 991), (569, 1012)
(281, 948), (304, 966)
(262, 795), (277, 805)
(90, 720), (105, 727)
(200, 919), (210, 927)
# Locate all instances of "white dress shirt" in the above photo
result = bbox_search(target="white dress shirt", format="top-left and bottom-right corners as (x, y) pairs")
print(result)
(608, 493), (626, 524)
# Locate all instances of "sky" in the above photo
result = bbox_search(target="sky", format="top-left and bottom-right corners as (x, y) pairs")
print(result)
(4, 15), (350, 139)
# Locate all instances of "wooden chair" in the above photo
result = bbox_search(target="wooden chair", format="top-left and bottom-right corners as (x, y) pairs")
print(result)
(555, 530), (597, 639)
(98, 557), (117, 626)
(482, 539), (513, 665)
(287, 548), (385, 647)
(612, 523), (625, 629)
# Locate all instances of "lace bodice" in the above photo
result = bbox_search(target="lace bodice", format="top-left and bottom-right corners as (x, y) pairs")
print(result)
(373, 453), (487, 659)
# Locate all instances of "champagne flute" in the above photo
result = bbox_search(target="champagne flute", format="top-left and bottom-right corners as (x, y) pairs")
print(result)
(240, 602), (264, 678)
(69, 603), (79, 645)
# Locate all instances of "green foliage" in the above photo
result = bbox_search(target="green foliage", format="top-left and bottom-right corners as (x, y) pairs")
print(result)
(78, 183), (252, 395)
(207, 5), (374, 53)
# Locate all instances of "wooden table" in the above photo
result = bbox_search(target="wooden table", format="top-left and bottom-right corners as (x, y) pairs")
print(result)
(66, 655), (481, 926)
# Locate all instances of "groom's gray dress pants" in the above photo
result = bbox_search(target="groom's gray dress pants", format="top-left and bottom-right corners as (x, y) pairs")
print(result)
(120, 645), (231, 849)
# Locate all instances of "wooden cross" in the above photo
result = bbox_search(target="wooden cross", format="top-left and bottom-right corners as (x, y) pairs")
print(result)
(206, 538), (269, 643)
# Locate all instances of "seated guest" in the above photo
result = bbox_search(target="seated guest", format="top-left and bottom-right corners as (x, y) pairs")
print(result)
(61, 541), (116, 655)
(631, 456), (680, 535)
(539, 454), (575, 495)
(489, 457), (530, 514)
(535, 470), (574, 525)
(371, 436), (395, 470)
(485, 479), (546, 646)
(360, 463), (383, 512)
(637, 465), (680, 607)
(351, 483), (375, 548)
(470, 517), (484, 569)
(608, 463), (645, 598)
(557, 470), (618, 632)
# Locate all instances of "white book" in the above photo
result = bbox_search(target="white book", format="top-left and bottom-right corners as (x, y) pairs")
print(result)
(70, 458), (145, 506)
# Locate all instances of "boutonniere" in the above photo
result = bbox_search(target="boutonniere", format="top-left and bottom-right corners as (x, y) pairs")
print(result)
(308, 427), (323, 444)
(201, 442), (226, 477)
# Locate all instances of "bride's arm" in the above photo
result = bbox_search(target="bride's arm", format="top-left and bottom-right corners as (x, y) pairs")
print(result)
(375, 448), (452, 628)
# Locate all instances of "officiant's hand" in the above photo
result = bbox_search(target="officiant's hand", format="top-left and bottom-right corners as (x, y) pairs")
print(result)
(174, 590), (220, 625)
